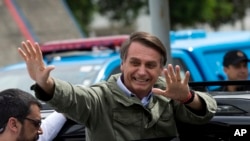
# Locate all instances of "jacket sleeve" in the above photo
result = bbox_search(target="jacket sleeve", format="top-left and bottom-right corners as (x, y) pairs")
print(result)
(174, 91), (217, 124)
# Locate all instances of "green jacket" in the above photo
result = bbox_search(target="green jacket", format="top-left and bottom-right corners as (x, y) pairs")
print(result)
(40, 74), (217, 141)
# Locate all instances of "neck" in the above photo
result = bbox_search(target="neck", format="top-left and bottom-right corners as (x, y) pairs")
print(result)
(0, 134), (13, 141)
(227, 85), (237, 92)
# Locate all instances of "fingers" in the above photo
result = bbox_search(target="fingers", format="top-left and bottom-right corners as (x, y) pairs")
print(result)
(22, 41), (32, 58)
(19, 42), (27, 60)
(18, 48), (27, 61)
(167, 64), (177, 82)
(26, 40), (37, 59)
(183, 71), (190, 84)
(175, 65), (182, 82)
(163, 68), (171, 84)
(164, 64), (189, 83)
(161, 64), (190, 100)
(19, 40), (41, 60)
(34, 42), (44, 62)
(164, 64), (181, 82)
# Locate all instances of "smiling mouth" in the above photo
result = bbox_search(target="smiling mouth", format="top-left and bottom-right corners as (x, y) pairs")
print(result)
(133, 77), (149, 83)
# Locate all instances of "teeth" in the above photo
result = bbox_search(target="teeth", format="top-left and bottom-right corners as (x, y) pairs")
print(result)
(135, 78), (147, 82)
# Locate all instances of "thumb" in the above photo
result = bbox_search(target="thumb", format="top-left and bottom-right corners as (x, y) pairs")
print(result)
(43, 65), (55, 78)
(46, 65), (55, 73)
(152, 88), (166, 96)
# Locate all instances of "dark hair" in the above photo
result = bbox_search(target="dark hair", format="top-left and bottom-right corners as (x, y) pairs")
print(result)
(0, 88), (42, 133)
(120, 31), (167, 66)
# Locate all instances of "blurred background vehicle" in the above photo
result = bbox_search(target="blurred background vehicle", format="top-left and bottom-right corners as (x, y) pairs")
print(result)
(1, 30), (250, 93)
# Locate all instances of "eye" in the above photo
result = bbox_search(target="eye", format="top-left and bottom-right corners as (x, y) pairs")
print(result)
(24, 117), (42, 129)
(130, 61), (140, 66)
(146, 63), (157, 69)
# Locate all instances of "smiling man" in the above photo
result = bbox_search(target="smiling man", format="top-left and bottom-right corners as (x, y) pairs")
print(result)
(18, 31), (217, 141)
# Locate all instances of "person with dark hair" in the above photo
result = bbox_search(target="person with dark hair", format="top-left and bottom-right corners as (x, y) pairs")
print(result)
(18, 31), (217, 141)
(215, 50), (250, 91)
(0, 88), (66, 141)
(0, 88), (43, 141)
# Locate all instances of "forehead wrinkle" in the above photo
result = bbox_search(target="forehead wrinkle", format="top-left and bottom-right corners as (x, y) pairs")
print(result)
(129, 56), (158, 64)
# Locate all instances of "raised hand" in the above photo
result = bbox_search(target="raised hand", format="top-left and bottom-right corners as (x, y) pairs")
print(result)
(152, 64), (190, 102)
(18, 40), (55, 94)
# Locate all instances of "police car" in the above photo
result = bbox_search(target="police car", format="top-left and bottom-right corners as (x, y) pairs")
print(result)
(171, 29), (250, 81)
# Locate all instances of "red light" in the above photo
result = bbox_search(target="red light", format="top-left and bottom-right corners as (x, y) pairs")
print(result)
(40, 35), (129, 54)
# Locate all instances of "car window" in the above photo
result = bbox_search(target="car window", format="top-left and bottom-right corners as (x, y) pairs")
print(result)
(0, 69), (34, 94)
(51, 63), (103, 86)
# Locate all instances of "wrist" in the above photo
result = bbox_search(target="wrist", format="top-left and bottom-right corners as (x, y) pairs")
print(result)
(181, 90), (195, 104)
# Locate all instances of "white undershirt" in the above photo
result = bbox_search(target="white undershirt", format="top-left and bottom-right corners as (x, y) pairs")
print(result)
(39, 111), (67, 141)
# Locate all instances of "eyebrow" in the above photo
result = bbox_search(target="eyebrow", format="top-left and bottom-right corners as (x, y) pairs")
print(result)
(129, 57), (158, 63)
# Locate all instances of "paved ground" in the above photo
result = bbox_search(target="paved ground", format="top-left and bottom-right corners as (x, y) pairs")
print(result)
(0, 0), (83, 67)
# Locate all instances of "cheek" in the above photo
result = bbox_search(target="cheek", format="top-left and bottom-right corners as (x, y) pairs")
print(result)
(120, 61), (131, 73)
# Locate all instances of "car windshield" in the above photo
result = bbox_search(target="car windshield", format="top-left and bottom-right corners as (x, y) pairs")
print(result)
(0, 63), (102, 94)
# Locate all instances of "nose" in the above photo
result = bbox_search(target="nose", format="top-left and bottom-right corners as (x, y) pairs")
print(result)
(137, 65), (147, 75)
(38, 126), (43, 135)
(239, 65), (248, 72)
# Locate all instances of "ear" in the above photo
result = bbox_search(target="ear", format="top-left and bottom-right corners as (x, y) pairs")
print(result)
(7, 117), (19, 133)
(223, 67), (228, 74)
(120, 61), (124, 72)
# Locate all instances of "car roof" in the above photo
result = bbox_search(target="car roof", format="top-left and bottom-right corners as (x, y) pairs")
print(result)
(171, 30), (250, 81)
(171, 30), (250, 49)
